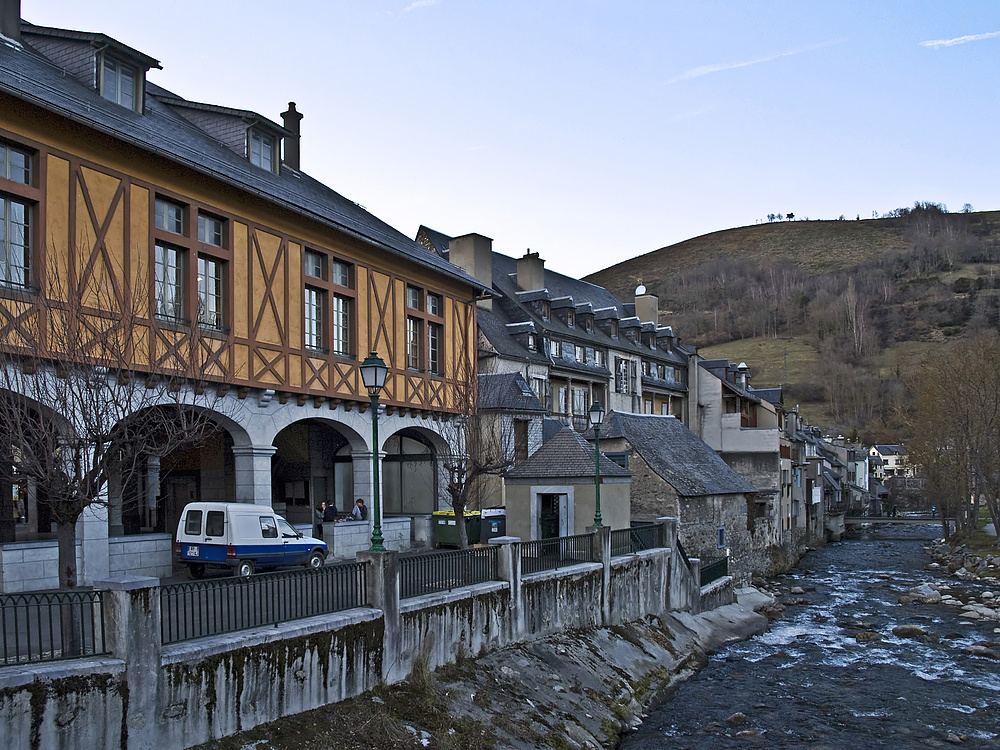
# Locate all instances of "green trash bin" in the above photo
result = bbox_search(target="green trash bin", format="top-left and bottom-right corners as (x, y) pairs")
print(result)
(432, 510), (481, 548)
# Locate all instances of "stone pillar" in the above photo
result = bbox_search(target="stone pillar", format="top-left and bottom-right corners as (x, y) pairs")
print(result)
(353, 450), (386, 545)
(146, 456), (160, 523)
(489, 536), (522, 639)
(658, 516), (678, 552)
(656, 517), (678, 614)
(232, 445), (277, 506)
(108, 455), (124, 537)
(688, 556), (702, 614)
(356, 549), (400, 683)
(587, 525), (612, 626)
(78, 492), (110, 586)
(96, 575), (161, 750)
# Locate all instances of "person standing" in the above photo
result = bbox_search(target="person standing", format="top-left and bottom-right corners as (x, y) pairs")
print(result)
(314, 502), (326, 537)
(323, 501), (339, 525)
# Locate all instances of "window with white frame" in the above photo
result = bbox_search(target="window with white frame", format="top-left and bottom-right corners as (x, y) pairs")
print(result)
(0, 196), (30, 288)
(101, 56), (138, 111)
(303, 250), (354, 356)
(197, 255), (224, 329)
(155, 198), (184, 235)
(154, 241), (184, 321)
(406, 316), (422, 370)
(198, 213), (225, 247)
(332, 294), (351, 356)
(428, 321), (442, 374)
(250, 130), (275, 171)
(549, 339), (561, 358)
(304, 286), (325, 350)
(1, 142), (32, 185)
(575, 345), (585, 363)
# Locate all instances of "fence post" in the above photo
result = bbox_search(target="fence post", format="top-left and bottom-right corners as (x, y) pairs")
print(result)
(489, 536), (522, 640)
(687, 557), (702, 614)
(655, 517), (677, 615)
(587, 526), (612, 626)
(356, 550), (400, 683)
(657, 516), (678, 551)
(95, 575), (160, 750)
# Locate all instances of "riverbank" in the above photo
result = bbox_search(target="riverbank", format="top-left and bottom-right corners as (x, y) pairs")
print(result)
(194, 587), (774, 750)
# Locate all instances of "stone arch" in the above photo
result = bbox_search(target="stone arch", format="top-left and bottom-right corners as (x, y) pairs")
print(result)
(270, 417), (368, 527)
(380, 424), (451, 516)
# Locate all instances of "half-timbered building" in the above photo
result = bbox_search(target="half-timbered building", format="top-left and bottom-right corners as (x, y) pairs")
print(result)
(0, 5), (485, 590)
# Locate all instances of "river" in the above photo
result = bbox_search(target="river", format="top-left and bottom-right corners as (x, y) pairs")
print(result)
(621, 524), (1000, 749)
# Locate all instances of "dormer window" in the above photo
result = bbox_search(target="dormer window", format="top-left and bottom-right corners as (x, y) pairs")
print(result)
(610, 319), (619, 339)
(566, 310), (575, 328)
(250, 130), (275, 172)
(541, 301), (550, 321)
(101, 56), (138, 111)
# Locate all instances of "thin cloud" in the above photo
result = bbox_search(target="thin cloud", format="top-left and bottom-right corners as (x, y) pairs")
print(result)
(920, 31), (1000, 49)
(667, 40), (841, 84)
(403, 0), (440, 12)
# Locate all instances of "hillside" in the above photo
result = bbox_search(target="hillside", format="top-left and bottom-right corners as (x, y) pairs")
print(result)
(586, 206), (1000, 441)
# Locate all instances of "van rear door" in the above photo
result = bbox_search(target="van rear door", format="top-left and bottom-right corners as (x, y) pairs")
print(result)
(177, 507), (228, 563)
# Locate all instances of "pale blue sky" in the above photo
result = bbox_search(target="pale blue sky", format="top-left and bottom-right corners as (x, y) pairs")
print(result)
(23, 1), (1000, 276)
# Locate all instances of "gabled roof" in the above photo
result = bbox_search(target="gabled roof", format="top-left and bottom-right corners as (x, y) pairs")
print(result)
(590, 412), (756, 497)
(21, 22), (160, 69)
(477, 373), (546, 413)
(505, 428), (631, 480)
(0, 26), (487, 294)
(872, 444), (904, 456)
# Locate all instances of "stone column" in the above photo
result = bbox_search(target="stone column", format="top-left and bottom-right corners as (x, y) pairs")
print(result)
(353, 450), (386, 545)
(96, 575), (161, 750)
(78, 490), (110, 586)
(489, 536), (522, 639)
(356, 549), (400, 683)
(688, 556), (702, 614)
(232, 445), (277, 506)
(587, 525), (612, 626)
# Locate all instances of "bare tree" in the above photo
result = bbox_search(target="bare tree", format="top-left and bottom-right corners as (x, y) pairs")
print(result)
(0, 261), (229, 588)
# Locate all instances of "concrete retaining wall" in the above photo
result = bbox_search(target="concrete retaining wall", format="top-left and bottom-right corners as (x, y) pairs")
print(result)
(0, 517), (714, 750)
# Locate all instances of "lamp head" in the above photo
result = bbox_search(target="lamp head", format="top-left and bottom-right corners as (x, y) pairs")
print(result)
(360, 351), (388, 396)
(589, 400), (605, 428)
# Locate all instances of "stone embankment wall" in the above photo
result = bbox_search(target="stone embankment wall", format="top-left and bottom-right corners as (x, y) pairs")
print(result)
(0, 518), (731, 750)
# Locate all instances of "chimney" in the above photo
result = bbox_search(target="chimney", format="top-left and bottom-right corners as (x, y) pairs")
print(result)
(280, 102), (303, 170)
(516, 250), (545, 291)
(633, 284), (658, 325)
(1, 0), (21, 43)
(736, 362), (750, 389)
(449, 233), (494, 311)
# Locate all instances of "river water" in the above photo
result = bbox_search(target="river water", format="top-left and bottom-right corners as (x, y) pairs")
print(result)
(621, 525), (1000, 749)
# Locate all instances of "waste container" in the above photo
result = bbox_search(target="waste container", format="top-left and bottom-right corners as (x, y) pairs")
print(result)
(431, 510), (481, 548)
(480, 507), (507, 542)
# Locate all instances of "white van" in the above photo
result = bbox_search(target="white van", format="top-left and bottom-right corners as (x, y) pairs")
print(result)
(175, 502), (327, 578)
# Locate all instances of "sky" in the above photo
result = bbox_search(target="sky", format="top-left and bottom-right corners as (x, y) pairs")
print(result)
(21, 1), (1000, 277)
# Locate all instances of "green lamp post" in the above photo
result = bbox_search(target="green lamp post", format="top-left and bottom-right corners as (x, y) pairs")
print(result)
(360, 351), (388, 552)
(589, 400), (605, 528)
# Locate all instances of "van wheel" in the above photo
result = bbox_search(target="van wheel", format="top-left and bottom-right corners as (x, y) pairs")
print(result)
(306, 551), (325, 569)
(235, 560), (255, 578)
(188, 563), (206, 580)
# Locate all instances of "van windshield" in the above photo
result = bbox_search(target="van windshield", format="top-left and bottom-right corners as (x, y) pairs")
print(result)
(206, 511), (225, 537)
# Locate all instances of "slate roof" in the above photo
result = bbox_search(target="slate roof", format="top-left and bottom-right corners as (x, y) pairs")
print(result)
(0, 25), (487, 294)
(477, 373), (546, 413)
(591, 412), (757, 497)
(505, 428), (631, 480)
(872, 444), (904, 456)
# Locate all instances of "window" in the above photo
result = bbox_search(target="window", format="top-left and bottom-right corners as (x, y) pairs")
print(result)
(0, 142), (31, 185)
(197, 255), (224, 329)
(198, 213), (225, 247)
(614, 357), (636, 394)
(717, 526), (726, 549)
(332, 293), (351, 356)
(540, 301), (550, 321)
(427, 292), (442, 317)
(610, 319), (619, 338)
(304, 250), (324, 279)
(206, 511), (225, 537)
(549, 340), (561, 358)
(304, 286), (325, 350)
(250, 130), (275, 171)
(527, 333), (537, 352)
(575, 345), (585, 363)
(101, 56), (138, 110)
(0, 197), (30, 288)
(407, 286), (423, 311)
(428, 322), (442, 374)
(567, 309), (575, 328)
(259, 516), (278, 539)
(585, 317), (593, 333)
(407, 317), (423, 370)
(595, 350), (606, 367)
(572, 387), (589, 418)
(332, 259), (351, 288)
(644, 399), (653, 414)
(155, 198), (184, 234)
(184, 510), (202, 536)
(154, 242), (184, 320)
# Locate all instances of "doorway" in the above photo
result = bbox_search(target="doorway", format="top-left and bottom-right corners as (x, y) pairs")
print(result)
(539, 493), (562, 539)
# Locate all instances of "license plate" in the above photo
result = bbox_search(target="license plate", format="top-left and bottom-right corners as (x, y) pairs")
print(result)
(186, 545), (199, 557)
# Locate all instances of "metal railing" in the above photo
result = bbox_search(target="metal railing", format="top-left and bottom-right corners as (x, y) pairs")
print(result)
(521, 533), (596, 575)
(161, 562), (367, 644)
(399, 546), (500, 600)
(0, 589), (107, 665)
(676, 538), (691, 567)
(610, 523), (665, 557)
(700, 556), (729, 587)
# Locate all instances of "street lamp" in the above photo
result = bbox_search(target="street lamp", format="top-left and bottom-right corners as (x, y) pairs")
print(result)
(360, 350), (388, 552)
(589, 400), (605, 528)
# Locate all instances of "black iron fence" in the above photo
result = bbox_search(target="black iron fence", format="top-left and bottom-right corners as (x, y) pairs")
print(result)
(0, 589), (107, 665)
(521, 533), (596, 575)
(610, 523), (665, 557)
(399, 546), (500, 600)
(700, 556), (729, 587)
(160, 562), (367, 644)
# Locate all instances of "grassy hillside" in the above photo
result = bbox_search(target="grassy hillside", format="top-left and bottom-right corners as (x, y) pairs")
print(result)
(586, 206), (1000, 441)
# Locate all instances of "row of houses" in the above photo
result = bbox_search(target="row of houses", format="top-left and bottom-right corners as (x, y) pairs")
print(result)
(0, 4), (900, 592)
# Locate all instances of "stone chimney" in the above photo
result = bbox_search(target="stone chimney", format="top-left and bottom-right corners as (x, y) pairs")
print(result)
(1, 0), (21, 43)
(516, 250), (545, 291)
(449, 233), (494, 310)
(634, 285), (658, 325)
(736, 362), (750, 389)
(280, 102), (303, 170)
